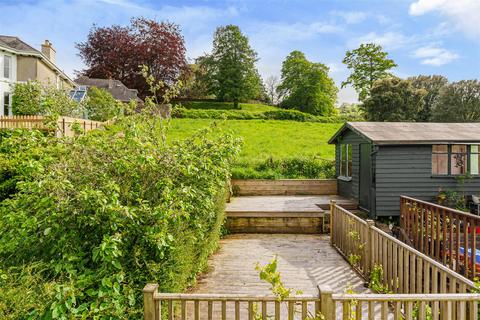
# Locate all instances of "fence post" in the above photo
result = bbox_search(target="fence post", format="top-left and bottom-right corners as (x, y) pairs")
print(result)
(365, 219), (375, 276)
(143, 283), (158, 320)
(318, 285), (335, 319)
(330, 200), (336, 246)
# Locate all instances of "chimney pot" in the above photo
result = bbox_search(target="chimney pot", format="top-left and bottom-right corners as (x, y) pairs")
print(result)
(41, 40), (56, 63)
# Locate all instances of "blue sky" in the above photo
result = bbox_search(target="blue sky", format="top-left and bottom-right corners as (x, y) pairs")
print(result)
(0, 0), (479, 103)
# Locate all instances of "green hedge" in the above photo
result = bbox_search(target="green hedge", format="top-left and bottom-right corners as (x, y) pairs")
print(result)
(232, 157), (336, 179)
(0, 115), (241, 319)
(172, 107), (339, 123)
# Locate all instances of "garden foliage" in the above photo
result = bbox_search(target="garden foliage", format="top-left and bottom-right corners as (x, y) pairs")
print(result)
(0, 114), (241, 319)
(12, 81), (84, 117)
(172, 107), (340, 123)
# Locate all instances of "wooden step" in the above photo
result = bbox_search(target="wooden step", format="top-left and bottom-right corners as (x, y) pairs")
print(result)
(226, 215), (325, 234)
(316, 201), (358, 210)
(232, 179), (337, 196)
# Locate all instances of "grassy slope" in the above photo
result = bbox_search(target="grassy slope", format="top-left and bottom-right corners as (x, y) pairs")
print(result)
(168, 119), (341, 162)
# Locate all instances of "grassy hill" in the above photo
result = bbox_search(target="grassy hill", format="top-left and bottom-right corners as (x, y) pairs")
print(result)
(167, 118), (341, 179)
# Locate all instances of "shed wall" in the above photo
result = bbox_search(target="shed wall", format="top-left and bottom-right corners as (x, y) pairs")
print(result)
(335, 130), (369, 200)
(375, 145), (480, 216)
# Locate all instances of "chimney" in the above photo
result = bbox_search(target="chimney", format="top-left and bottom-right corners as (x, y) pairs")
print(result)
(41, 40), (56, 63)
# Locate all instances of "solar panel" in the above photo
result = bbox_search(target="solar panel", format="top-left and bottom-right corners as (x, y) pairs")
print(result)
(69, 86), (87, 102)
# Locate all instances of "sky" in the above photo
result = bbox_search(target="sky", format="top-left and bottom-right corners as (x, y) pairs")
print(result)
(0, 0), (479, 104)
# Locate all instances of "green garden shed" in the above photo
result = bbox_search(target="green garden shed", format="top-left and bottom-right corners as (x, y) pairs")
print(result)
(328, 122), (480, 217)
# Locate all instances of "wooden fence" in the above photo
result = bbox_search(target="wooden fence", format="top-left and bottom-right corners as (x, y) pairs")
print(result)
(330, 201), (477, 294)
(142, 203), (480, 320)
(327, 290), (479, 320)
(143, 284), (480, 320)
(0, 115), (104, 137)
(400, 195), (480, 281)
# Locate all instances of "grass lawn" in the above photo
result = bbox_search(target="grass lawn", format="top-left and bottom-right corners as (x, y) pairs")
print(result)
(167, 119), (342, 178)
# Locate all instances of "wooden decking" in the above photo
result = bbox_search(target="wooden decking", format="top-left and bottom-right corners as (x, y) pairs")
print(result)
(192, 234), (367, 295)
(225, 195), (358, 233)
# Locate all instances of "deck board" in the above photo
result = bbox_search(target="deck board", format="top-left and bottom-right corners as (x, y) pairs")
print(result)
(184, 234), (372, 319)
(226, 195), (357, 214)
(193, 234), (367, 295)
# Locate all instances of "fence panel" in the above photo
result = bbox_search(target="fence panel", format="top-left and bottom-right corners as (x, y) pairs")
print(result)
(0, 115), (104, 137)
(401, 195), (480, 281)
(330, 202), (476, 294)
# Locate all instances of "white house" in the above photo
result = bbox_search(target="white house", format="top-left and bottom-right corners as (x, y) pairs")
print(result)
(0, 36), (75, 116)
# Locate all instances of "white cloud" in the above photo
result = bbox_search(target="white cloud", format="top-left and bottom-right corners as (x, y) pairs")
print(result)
(412, 45), (459, 66)
(351, 32), (412, 50)
(251, 21), (341, 45)
(331, 11), (367, 24)
(409, 0), (480, 40)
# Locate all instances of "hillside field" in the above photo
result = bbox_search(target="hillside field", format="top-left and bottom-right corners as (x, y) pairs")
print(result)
(167, 119), (342, 178)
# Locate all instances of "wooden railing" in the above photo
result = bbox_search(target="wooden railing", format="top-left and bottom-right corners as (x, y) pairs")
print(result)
(327, 290), (480, 320)
(143, 284), (321, 320)
(143, 284), (480, 320)
(0, 115), (104, 137)
(400, 195), (480, 281)
(330, 201), (477, 294)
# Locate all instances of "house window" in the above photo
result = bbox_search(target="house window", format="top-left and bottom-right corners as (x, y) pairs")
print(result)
(3, 93), (11, 116)
(3, 55), (11, 79)
(432, 144), (479, 175)
(340, 144), (352, 178)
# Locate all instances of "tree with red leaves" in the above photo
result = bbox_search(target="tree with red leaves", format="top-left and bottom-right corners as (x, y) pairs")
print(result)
(76, 17), (188, 99)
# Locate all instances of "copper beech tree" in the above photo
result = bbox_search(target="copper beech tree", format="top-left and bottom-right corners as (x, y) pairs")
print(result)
(76, 17), (188, 99)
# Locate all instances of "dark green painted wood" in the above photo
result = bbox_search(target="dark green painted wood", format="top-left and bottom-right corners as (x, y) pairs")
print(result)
(375, 145), (480, 216)
(335, 130), (369, 200)
(359, 143), (372, 211)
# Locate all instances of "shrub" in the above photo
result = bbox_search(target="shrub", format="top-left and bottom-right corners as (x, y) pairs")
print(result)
(232, 157), (335, 179)
(11, 81), (43, 115)
(86, 86), (124, 121)
(0, 115), (241, 318)
(11, 81), (84, 117)
(172, 107), (339, 123)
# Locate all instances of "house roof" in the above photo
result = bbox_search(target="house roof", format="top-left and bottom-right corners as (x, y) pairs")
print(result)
(0, 35), (39, 53)
(328, 122), (480, 145)
(0, 35), (75, 86)
(75, 76), (140, 102)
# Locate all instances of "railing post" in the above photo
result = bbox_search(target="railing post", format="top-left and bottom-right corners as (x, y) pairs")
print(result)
(143, 283), (158, 320)
(330, 200), (336, 246)
(318, 285), (335, 320)
(365, 219), (375, 275)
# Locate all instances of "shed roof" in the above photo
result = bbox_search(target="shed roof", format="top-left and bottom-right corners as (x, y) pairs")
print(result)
(328, 122), (480, 145)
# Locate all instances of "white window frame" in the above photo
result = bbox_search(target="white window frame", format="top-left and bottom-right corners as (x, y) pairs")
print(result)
(3, 55), (11, 79)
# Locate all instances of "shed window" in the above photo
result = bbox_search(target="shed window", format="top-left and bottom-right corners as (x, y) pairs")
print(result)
(451, 145), (467, 175)
(432, 144), (479, 175)
(340, 144), (352, 178)
(432, 145), (448, 175)
(471, 145), (479, 175)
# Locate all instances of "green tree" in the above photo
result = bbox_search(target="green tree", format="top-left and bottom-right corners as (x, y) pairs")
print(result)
(12, 81), (83, 117)
(362, 77), (426, 121)
(433, 80), (480, 122)
(11, 81), (42, 115)
(85, 86), (124, 121)
(197, 25), (262, 108)
(277, 51), (338, 116)
(342, 43), (397, 101)
(408, 75), (448, 121)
